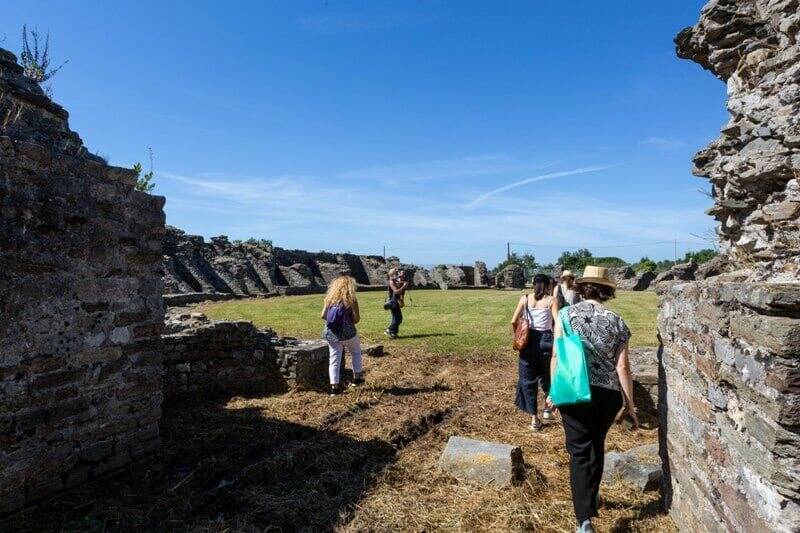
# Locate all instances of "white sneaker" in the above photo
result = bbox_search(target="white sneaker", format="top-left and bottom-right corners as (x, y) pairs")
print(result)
(576, 519), (594, 533)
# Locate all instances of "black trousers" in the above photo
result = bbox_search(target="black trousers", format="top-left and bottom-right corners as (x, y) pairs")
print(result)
(559, 386), (623, 523)
(388, 301), (403, 335)
(515, 330), (553, 414)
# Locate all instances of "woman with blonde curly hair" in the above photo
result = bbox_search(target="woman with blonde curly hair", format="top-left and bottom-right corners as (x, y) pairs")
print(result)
(321, 276), (364, 395)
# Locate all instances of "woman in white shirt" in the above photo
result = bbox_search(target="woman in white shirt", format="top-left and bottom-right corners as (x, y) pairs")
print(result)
(511, 273), (559, 430)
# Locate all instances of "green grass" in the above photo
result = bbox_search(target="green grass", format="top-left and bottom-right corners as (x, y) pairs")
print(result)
(202, 289), (658, 356)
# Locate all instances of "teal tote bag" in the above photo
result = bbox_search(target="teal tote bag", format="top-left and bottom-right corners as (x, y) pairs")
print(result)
(550, 307), (592, 406)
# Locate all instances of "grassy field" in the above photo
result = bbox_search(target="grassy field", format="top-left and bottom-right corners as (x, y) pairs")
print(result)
(202, 288), (659, 353)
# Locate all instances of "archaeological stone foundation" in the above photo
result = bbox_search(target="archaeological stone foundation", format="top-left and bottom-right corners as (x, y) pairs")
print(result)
(163, 225), (491, 304)
(658, 1), (800, 531)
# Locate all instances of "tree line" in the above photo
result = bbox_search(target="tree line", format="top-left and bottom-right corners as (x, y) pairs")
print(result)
(493, 248), (718, 278)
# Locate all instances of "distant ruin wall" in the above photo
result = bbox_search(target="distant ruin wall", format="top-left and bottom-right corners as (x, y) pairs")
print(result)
(659, 2), (800, 531)
(162, 225), (488, 301)
(0, 48), (165, 512)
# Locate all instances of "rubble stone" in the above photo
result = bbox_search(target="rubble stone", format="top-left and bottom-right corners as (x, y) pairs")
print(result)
(660, 3), (800, 530)
(602, 443), (662, 492)
(162, 226), (490, 300)
(439, 436), (524, 486)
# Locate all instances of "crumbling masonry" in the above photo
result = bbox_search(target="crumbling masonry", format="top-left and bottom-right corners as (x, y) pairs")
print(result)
(659, 1), (800, 531)
(0, 49), (166, 511)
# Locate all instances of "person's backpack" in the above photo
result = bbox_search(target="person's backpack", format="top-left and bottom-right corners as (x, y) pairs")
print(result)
(325, 303), (349, 333)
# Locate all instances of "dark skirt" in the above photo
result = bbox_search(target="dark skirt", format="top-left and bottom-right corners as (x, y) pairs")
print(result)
(515, 329), (554, 415)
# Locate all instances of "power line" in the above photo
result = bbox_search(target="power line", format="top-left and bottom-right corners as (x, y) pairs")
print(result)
(508, 239), (709, 249)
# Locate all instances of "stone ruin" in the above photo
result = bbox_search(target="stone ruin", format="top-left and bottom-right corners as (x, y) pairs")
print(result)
(4, 1), (800, 525)
(658, 1), (800, 531)
(0, 48), (165, 511)
(162, 311), (330, 402)
(495, 264), (525, 289)
(163, 225), (491, 304)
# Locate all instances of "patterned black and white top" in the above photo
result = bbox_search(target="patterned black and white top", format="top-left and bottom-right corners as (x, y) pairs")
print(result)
(566, 301), (631, 391)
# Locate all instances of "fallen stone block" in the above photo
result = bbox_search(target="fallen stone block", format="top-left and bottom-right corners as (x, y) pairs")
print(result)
(602, 443), (661, 492)
(439, 436), (524, 486)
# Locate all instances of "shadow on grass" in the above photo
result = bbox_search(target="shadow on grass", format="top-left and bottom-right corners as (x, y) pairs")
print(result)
(2, 399), (396, 531)
(373, 383), (452, 396)
(608, 497), (667, 532)
(399, 333), (456, 339)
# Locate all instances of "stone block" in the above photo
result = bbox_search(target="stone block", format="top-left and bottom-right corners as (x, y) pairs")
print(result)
(602, 443), (662, 492)
(730, 313), (800, 356)
(438, 436), (524, 486)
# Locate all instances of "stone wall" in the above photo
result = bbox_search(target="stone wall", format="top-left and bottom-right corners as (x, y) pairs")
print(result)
(0, 48), (165, 512)
(162, 313), (329, 402)
(676, 0), (800, 281)
(495, 264), (525, 289)
(658, 280), (800, 531)
(659, 2), (800, 531)
(163, 225), (492, 300)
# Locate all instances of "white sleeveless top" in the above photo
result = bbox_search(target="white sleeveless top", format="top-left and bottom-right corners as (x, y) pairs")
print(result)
(526, 296), (554, 332)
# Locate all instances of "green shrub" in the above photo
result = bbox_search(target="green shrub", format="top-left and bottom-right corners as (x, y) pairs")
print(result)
(634, 257), (657, 273)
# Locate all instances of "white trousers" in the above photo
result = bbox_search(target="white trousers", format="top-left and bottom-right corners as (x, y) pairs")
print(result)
(327, 334), (363, 384)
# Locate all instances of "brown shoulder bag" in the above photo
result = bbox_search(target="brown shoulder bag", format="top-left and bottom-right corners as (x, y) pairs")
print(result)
(512, 295), (530, 351)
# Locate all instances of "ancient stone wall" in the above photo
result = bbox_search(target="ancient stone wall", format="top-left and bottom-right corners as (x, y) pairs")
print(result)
(495, 264), (525, 289)
(162, 226), (489, 300)
(659, 2), (800, 531)
(0, 48), (165, 512)
(659, 281), (800, 531)
(676, 0), (800, 281)
(162, 312), (330, 402)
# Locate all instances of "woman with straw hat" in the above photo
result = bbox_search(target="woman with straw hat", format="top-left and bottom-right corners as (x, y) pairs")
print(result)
(546, 265), (638, 533)
(553, 269), (581, 308)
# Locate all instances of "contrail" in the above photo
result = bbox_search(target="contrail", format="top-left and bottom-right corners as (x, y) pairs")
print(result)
(464, 165), (611, 209)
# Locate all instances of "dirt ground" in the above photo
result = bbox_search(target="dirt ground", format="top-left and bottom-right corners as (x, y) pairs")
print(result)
(3, 346), (675, 532)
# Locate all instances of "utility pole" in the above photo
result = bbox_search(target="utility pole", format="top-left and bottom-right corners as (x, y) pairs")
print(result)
(674, 239), (678, 262)
(507, 242), (511, 261)
(383, 245), (386, 260)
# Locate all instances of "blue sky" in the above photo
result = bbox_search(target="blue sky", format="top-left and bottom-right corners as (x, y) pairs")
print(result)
(4, 1), (724, 266)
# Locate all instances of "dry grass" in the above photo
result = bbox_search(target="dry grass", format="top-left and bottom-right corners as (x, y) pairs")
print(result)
(3, 339), (675, 532)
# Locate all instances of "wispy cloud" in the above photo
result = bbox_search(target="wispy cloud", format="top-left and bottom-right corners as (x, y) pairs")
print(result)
(640, 137), (686, 150)
(464, 166), (611, 209)
(299, 8), (435, 34)
(337, 155), (557, 184)
(159, 165), (710, 264)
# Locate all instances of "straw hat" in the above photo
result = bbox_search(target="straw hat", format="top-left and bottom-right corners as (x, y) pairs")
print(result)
(577, 265), (617, 288)
(560, 270), (575, 279)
